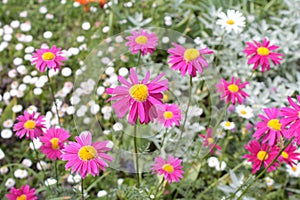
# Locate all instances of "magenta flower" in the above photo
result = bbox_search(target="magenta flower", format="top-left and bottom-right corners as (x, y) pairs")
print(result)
(40, 127), (70, 160)
(125, 29), (158, 56)
(6, 184), (37, 200)
(156, 104), (182, 127)
(61, 132), (113, 178)
(280, 96), (300, 129)
(279, 144), (300, 167)
(216, 77), (249, 105)
(106, 68), (168, 125)
(168, 43), (214, 77)
(13, 111), (46, 140)
(243, 140), (279, 174)
(151, 155), (184, 183)
(244, 38), (283, 72)
(198, 128), (222, 154)
(31, 45), (66, 72)
(253, 108), (287, 146)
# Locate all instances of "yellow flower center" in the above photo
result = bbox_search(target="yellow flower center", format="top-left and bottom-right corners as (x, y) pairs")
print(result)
(129, 84), (149, 102)
(78, 145), (97, 161)
(135, 35), (148, 44)
(162, 163), (174, 173)
(163, 94), (168, 101)
(17, 195), (27, 200)
(184, 48), (200, 62)
(42, 52), (55, 61)
(24, 120), (36, 130)
(267, 119), (282, 131)
(163, 111), (173, 119)
(207, 137), (214, 144)
(226, 19), (235, 25)
(281, 151), (289, 159)
(50, 137), (60, 150)
(240, 110), (247, 115)
(257, 47), (270, 56)
(257, 150), (269, 161)
(292, 166), (297, 171)
(298, 111), (300, 118)
(227, 84), (239, 93)
(225, 121), (231, 127)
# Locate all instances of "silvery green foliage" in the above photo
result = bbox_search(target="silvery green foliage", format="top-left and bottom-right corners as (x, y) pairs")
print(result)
(218, 170), (255, 200)
(128, 12), (152, 28)
(196, 0), (300, 112)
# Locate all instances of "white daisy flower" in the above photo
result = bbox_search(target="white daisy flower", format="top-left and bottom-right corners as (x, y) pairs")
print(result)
(216, 10), (246, 33)
(286, 163), (300, 177)
(0, 148), (5, 160)
(0, 166), (9, 174)
(5, 178), (15, 188)
(97, 190), (108, 198)
(45, 178), (57, 186)
(221, 121), (235, 130)
(1, 129), (12, 139)
(3, 119), (13, 128)
(236, 105), (254, 119)
(215, 161), (227, 171)
(22, 159), (32, 168)
(37, 161), (49, 171)
(265, 177), (274, 187)
(207, 156), (219, 168)
(67, 174), (81, 184)
(14, 169), (28, 179)
(29, 137), (42, 150)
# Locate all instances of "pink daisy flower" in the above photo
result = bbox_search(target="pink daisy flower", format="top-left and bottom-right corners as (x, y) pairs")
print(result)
(243, 140), (280, 174)
(125, 29), (158, 56)
(13, 111), (46, 140)
(198, 128), (222, 154)
(216, 77), (249, 105)
(168, 43), (214, 77)
(151, 155), (184, 183)
(280, 96), (300, 129)
(31, 45), (66, 73)
(6, 184), (37, 200)
(156, 104), (182, 127)
(253, 108), (287, 146)
(106, 68), (168, 125)
(286, 124), (300, 145)
(61, 132), (113, 178)
(279, 144), (300, 167)
(244, 38), (283, 72)
(40, 127), (71, 160)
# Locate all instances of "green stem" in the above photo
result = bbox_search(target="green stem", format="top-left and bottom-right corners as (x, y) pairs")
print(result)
(47, 70), (62, 127)
(160, 128), (168, 149)
(199, 162), (244, 198)
(231, 137), (294, 200)
(246, 71), (255, 82)
(136, 51), (142, 74)
(133, 124), (140, 187)
(81, 179), (84, 200)
(155, 178), (165, 198)
(213, 102), (230, 131)
(177, 76), (193, 144)
(54, 160), (58, 187)
(32, 141), (46, 178)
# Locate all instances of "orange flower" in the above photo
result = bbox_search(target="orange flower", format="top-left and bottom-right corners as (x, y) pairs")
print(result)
(74, 0), (107, 12)
(75, 0), (99, 5)
(99, 0), (107, 8)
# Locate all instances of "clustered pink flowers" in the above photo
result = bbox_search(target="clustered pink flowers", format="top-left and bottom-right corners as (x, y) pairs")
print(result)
(7, 28), (290, 198)
(244, 97), (300, 174)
